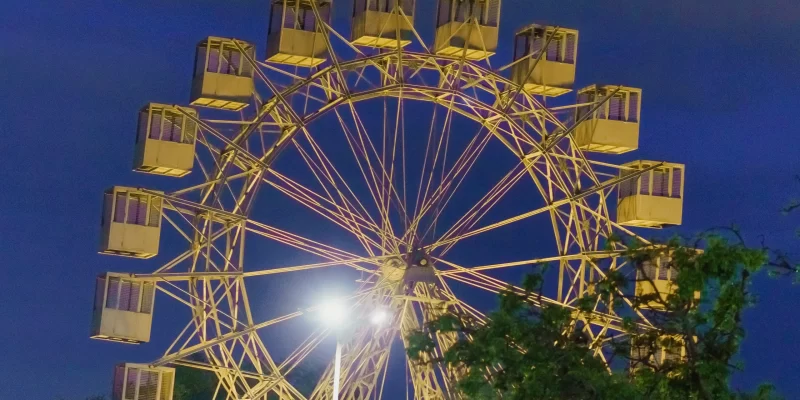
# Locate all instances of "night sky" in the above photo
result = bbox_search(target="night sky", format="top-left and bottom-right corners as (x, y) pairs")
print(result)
(1, 1), (799, 398)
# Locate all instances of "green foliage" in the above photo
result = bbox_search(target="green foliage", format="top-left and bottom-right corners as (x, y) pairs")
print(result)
(287, 362), (327, 396)
(171, 352), (325, 400)
(173, 354), (224, 400)
(407, 232), (790, 400)
(173, 365), (221, 400)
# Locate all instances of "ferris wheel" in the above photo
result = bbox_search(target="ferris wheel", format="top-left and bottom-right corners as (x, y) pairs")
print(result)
(89, 0), (687, 399)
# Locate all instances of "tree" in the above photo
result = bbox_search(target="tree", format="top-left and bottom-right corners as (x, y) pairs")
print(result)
(171, 352), (326, 399)
(407, 232), (793, 400)
(172, 353), (225, 400)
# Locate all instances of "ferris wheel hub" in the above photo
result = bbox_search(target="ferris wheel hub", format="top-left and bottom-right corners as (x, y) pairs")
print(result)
(378, 248), (437, 285)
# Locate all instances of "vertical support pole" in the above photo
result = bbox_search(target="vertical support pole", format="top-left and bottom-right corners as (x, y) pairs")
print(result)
(557, 259), (565, 302)
(333, 339), (343, 400)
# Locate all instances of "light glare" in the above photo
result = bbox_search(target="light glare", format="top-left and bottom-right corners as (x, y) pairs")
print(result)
(370, 309), (388, 326)
(319, 300), (349, 328)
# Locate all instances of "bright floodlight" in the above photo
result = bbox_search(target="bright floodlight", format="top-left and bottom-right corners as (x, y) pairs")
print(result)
(318, 299), (349, 329)
(370, 309), (389, 326)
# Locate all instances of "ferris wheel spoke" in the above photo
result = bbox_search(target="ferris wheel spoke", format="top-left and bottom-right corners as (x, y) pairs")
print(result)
(146, 213), (245, 277)
(429, 166), (654, 253)
(331, 108), (407, 252)
(245, 220), (379, 274)
(522, 156), (570, 214)
(435, 253), (607, 277)
(186, 123), (270, 219)
(525, 149), (577, 204)
(191, 130), (251, 206)
(243, 255), (391, 278)
(236, 41), (305, 129)
(335, 103), (410, 248)
(291, 129), (374, 224)
(566, 144), (603, 186)
(277, 328), (329, 374)
(203, 338), (289, 400)
(560, 202), (605, 253)
(436, 258), (543, 299)
(436, 257), (575, 316)
(435, 163), (526, 257)
(434, 274), (488, 324)
(408, 95), (467, 243)
(171, 170), (256, 198)
(429, 198), (560, 252)
(225, 338), (311, 400)
(291, 131), (394, 255)
(264, 170), (388, 251)
(215, 341), (258, 390)
(314, 9), (366, 59)
(415, 124), (493, 243)
(557, 207), (581, 255)
(380, 89), (407, 250)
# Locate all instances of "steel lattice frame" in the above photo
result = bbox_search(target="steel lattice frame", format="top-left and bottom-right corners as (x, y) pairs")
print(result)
(107, 5), (665, 399)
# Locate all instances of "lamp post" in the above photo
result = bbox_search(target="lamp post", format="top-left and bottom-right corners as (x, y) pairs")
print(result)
(333, 339), (342, 399)
(317, 300), (390, 400)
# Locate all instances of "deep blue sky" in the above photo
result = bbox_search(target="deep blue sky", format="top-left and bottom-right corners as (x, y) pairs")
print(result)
(1, 0), (799, 398)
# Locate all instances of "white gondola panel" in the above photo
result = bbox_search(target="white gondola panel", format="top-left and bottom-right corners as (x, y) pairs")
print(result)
(134, 103), (197, 177)
(112, 364), (174, 400)
(266, 0), (330, 66)
(617, 161), (684, 228)
(351, 0), (416, 48)
(99, 187), (163, 258)
(574, 85), (641, 154)
(91, 273), (156, 343)
(190, 37), (255, 111)
(510, 24), (578, 96)
(433, 0), (500, 60)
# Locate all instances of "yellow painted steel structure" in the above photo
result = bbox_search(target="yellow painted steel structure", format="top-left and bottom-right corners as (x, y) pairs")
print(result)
(92, 1), (690, 398)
